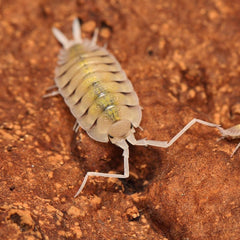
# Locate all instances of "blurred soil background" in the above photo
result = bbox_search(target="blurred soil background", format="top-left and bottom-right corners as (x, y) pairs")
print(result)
(0, 0), (240, 239)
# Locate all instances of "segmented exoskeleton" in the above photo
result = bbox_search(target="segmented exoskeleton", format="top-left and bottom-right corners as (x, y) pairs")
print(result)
(47, 19), (219, 197)
(217, 124), (240, 157)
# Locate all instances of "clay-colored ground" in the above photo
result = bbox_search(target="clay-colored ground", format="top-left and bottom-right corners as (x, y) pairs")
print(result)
(1, 0), (240, 239)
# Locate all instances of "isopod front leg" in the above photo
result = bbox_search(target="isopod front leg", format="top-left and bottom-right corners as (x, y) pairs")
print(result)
(127, 134), (168, 148)
(74, 140), (129, 197)
(128, 118), (219, 148)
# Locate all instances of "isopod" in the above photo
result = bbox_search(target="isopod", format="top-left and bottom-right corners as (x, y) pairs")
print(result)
(216, 124), (240, 157)
(46, 18), (219, 197)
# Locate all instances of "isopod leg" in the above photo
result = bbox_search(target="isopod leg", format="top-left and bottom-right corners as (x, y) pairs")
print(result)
(165, 118), (219, 147)
(216, 136), (224, 142)
(46, 85), (58, 91)
(74, 140), (129, 197)
(127, 134), (168, 148)
(73, 121), (80, 132)
(43, 90), (60, 98)
(216, 126), (225, 134)
(231, 143), (240, 157)
(128, 118), (219, 148)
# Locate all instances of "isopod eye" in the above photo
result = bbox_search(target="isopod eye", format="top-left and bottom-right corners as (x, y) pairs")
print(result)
(108, 135), (114, 139)
(130, 123), (134, 129)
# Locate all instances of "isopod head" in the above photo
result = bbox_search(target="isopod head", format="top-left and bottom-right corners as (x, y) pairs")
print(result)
(108, 119), (133, 144)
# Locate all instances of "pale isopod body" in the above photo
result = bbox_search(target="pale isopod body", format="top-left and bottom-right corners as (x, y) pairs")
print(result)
(217, 124), (240, 157)
(48, 19), (219, 197)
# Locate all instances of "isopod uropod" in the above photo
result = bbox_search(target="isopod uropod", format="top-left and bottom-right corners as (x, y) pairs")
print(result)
(216, 124), (240, 157)
(46, 19), (219, 197)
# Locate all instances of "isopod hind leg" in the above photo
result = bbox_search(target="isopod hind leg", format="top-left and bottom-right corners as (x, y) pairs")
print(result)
(231, 142), (240, 157)
(43, 90), (60, 98)
(46, 85), (58, 91)
(74, 140), (129, 197)
(73, 121), (80, 132)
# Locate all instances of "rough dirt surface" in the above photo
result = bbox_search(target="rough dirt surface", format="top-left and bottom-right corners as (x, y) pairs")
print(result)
(1, 0), (240, 239)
